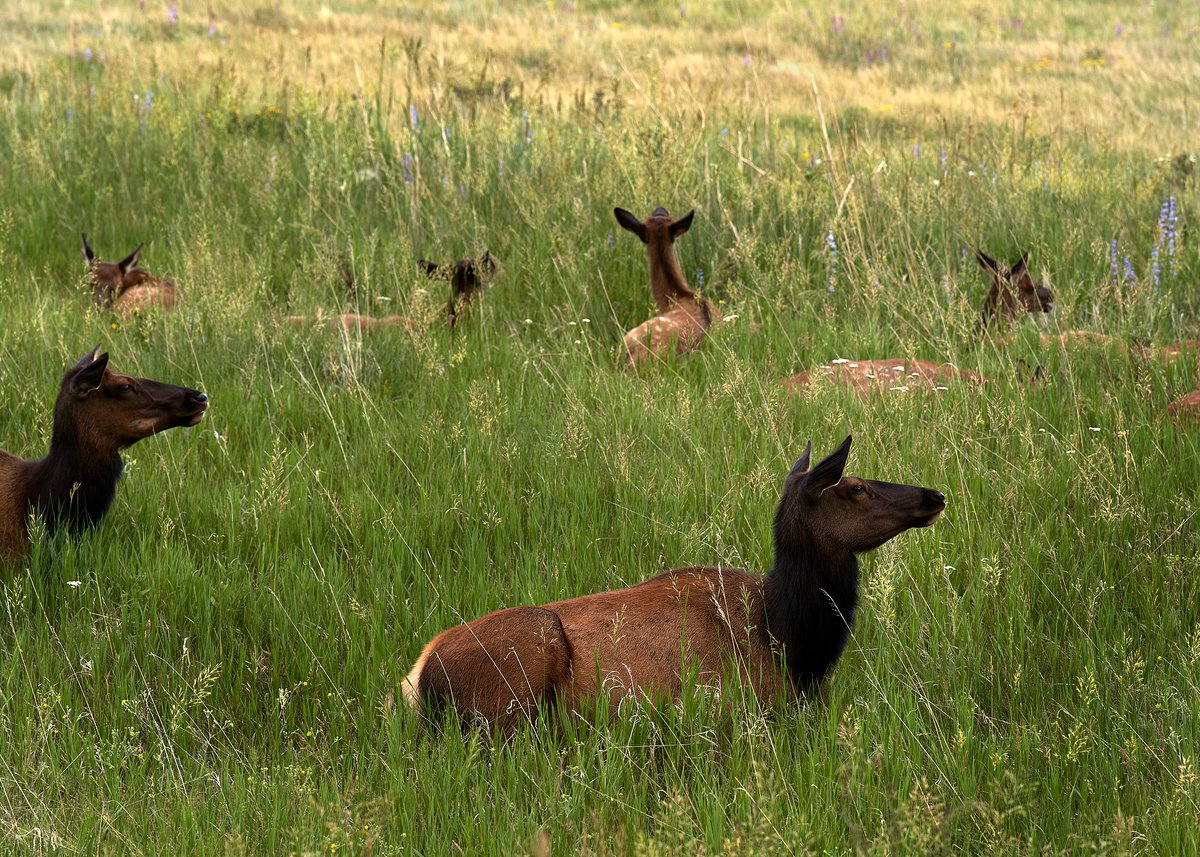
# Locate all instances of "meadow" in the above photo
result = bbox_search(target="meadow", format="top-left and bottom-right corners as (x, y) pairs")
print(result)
(0, 0), (1198, 853)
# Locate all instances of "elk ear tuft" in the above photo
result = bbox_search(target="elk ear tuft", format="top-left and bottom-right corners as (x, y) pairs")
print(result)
(117, 244), (143, 274)
(81, 234), (96, 268)
(614, 208), (648, 243)
(418, 260), (440, 277)
(668, 210), (695, 240)
(975, 250), (1000, 274)
(70, 347), (109, 397)
(789, 441), (813, 476)
(1010, 252), (1030, 277)
(803, 435), (852, 497)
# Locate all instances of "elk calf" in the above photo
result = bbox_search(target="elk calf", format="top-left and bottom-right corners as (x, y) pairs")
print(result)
(614, 207), (719, 369)
(82, 236), (179, 314)
(783, 358), (986, 397)
(976, 250), (1053, 329)
(403, 437), (945, 732)
(281, 309), (407, 334)
(419, 252), (498, 329)
(0, 347), (208, 560)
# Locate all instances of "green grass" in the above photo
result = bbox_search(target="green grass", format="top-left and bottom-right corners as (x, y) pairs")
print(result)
(0, 1), (1197, 853)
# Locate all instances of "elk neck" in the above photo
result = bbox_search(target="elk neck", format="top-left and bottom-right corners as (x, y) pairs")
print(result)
(28, 415), (125, 534)
(647, 238), (695, 312)
(763, 530), (860, 694)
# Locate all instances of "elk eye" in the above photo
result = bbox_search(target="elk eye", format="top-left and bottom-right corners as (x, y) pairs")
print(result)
(117, 384), (134, 394)
(852, 484), (866, 495)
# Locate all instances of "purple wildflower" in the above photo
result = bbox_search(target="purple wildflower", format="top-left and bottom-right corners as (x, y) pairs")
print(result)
(402, 154), (414, 184)
(1109, 238), (1118, 281)
(742, 55), (751, 65)
(1124, 256), (1135, 284)
(826, 230), (838, 292)
(209, 23), (218, 37)
(914, 141), (920, 157)
(409, 104), (419, 129)
(1115, 22), (1124, 36)
(831, 14), (845, 34)
(679, 4), (685, 17)
(720, 127), (728, 138)
(167, 2), (178, 26)
(696, 270), (704, 286)
(84, 47), (93, 62)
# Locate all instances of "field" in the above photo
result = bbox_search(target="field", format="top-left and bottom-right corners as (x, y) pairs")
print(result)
(0, 0), (1198, 853)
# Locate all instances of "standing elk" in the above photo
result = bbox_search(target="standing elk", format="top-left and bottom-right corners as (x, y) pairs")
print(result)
(614, 206), (720, 368)
(82, 236), (179, 314)
(419, 252), (498, 329)
(402, 436), (946, 732)
(0, 347), (208, 560)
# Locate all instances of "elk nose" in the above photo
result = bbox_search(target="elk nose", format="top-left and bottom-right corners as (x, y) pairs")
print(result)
(191, 391), (209, 404)
(929, 490), (947, 506)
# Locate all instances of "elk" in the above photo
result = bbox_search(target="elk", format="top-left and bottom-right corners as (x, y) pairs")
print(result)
(783, 358), (986, 397)
(402, 436), (946, 732)
(81, 236), (179, 314)
(976, 250), (1053, 329)
(0, 347), (208, 560)
(419, 252), (498, 329)
(614, 206), (720, 369)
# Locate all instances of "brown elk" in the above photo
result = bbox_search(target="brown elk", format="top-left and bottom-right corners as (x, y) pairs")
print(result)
(0, 347), (208, 560)
(782, 358), (986, 397)
(82, 236), (179, 314)
(402, 436), (946, 732)
(419, 252), (498, 329)
(614, 207), (720, 368)
(976, 250), (1054, 329)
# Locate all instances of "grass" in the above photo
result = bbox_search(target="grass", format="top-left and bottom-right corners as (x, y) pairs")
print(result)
(0, 0), (1197, 853)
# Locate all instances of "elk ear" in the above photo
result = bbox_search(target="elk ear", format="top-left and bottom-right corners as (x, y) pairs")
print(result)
(975, 250), (1000, 274)
(70, 347), (109, 397)
(418, 260), (440, 277)
(1010, 253), (1030, 277)
(81, 234), (96, 268)
(614, 208), (648, 243)
(117, 244), (142, 274)
(669, 210), (695, 240)
(802, 435), (852, 497)
(789, 441), (813, 476)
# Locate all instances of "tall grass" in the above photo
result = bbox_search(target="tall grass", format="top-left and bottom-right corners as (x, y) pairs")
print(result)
(0, 1), (1196, 853)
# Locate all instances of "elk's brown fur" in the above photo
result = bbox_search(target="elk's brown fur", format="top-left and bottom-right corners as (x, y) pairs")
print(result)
(0, 347), (208, 560)
(403, 437), (946, 731)
(615, 207), (720, 368)
(782, 359), (986, 397)
(976, 250), (1053, 329)
(82, 236), (179, 314)
(420, 252), (498, 329)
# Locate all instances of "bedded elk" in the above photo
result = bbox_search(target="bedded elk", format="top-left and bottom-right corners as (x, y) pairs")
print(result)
(402, 436), (946, 732)
(82, 236), (179, 314)
(281, 309), (407, 334)
(419, 252), (498, 329)
(614, 206), (720, 368)
(782, 358), (987, 397)
(976, 250), (1054, 329)
(0, 347), (208, 560)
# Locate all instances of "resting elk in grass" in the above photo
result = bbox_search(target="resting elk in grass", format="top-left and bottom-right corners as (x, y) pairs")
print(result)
(403, 436), (946, 732)
(614, 206), (719, 369)
(419, 252), (498, 329)
(782, 358), (986, 397)
(0, 347), (208, 560)
(976, 250), (1054, 329)
(82, 236), (179, 314)
(281, 309), (407, 334)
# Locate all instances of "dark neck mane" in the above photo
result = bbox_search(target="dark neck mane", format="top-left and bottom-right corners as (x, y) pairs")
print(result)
(647, 240), (695, 312)
(763, 542), (860, 694)
(28, 423), (124, 535)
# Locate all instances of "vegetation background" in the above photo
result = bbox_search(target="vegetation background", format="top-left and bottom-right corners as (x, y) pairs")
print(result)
(0, 0), (1198, 853)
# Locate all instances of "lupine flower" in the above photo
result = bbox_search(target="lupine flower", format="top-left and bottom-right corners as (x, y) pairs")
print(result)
(402, 154), (414, 184)
(84, 47), (93, 61)
(1109, 238), (1118, 281)
(720, 127), (728, 138)
(831, 14), (845, 34)
(914, 141), (920, 157)
(1124, 257), (1135, 283)
(1115, 23), (1124, 36)
(696, 270), (704, 286)
(826, 230), (838, 292)
(208, 23), (218, 37)
(940, 146), (947, 169)
(167, 2), (178, 26)
(409, 104), (419, 129)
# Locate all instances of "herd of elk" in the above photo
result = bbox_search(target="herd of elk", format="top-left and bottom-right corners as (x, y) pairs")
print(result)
(402, 436), (946, 732)
(614, 206), (720, 369)
(0, 347), (207, 560)
(82, 236), (179, 314)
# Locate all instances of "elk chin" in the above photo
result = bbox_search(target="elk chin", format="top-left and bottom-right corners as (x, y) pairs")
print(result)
(913, 508), (943, 528)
